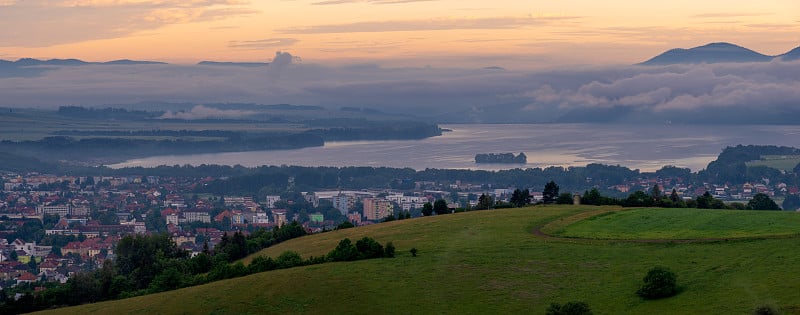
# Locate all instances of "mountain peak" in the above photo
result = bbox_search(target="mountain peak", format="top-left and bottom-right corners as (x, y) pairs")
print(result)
(640, 42), (774, 65)
(780, 46), (800, 61)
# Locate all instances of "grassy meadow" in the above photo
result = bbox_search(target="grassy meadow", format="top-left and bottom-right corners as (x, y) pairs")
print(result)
(553, 207), (800, 240)
(746, 155), (800, 171)
(37, 206), (800, 314)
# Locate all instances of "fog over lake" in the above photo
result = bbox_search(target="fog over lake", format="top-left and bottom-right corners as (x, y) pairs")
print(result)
(111, 124), (800, 172)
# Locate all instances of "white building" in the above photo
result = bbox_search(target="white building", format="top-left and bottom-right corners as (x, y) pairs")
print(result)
(264, 195), (281, 209)
(183, 211), (211, 223)
(37, 205), (70, 217)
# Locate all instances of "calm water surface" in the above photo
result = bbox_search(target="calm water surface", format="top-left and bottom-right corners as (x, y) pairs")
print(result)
(111, 124), (800, 172)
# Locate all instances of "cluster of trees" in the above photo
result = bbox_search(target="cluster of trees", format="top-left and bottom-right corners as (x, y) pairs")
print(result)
(214, 222), (308, 262)
(306, 120), (442, 141)
(474, 152), (527, 164)
(574, 186), (783, 211)
(0, 223), (309, 313)
(326, 237), (395, 262)
(382, 210), (412, 222)
(421, 199), (451, 216)
(57, 106), (160, 120)
(698, 145), (800, 184)
(208, 236), (395, 284)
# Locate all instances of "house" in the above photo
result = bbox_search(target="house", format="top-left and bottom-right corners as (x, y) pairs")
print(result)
(16, 272), (38, 285)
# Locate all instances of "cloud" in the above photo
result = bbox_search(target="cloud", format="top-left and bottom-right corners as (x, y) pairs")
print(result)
(229, 38), (299, 50)
(1, 54), (800, 124)
(312, 0), (434, 4)
(523, 61), (800, 123)
(692, 13), (771, 18)
(0, 0), (255, 47)
(744, 23), (800, 30)
(159, 105), (256, 119)
(278, 16), (580, 34)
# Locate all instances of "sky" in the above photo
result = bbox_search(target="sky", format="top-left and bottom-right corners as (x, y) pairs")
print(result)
(1, 1), (799, 123)
(1, 0), (799, 67)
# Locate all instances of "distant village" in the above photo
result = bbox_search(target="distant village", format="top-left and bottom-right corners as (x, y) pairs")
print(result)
(0, 170), (794, 291)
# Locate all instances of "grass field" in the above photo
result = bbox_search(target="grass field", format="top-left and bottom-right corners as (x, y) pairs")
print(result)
(746, 155), (800, 171)
(37, 206), (800, 314)
(553, 207), (800, 240)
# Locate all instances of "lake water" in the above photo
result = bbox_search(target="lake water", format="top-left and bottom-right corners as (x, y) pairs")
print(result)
(110, 124), (800, 172)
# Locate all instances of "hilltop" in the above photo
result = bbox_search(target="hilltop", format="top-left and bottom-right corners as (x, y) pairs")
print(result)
(641, 42), (799, 65)
(39, 206), (800, 314)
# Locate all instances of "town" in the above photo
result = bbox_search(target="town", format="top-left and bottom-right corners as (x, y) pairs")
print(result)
(0, 161), (795, 294)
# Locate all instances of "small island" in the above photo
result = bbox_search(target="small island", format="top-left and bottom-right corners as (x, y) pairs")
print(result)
(475, 152), (527, 164)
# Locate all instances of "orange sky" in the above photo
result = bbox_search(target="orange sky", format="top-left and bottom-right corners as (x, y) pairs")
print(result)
(1, 0), (798, 68)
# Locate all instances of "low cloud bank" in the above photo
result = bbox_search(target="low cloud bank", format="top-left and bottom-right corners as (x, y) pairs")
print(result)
(1, 55), (799, 124)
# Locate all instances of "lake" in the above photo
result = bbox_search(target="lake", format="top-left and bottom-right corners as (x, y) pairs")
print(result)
(110, 124), (800, 172)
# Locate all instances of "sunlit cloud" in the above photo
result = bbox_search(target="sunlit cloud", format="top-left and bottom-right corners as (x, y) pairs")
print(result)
(691, 12), (771, 18)
(312, 0), (434, 4)
(229, 38), (299, 50)
(0, 0), (255, 47)
(278, 16), (581, 34)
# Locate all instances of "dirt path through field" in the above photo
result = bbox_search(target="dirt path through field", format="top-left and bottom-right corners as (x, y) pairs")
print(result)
(532, 207), (800, 244)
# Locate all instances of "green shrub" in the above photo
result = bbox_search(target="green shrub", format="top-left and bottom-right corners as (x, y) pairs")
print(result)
(753, 304), (780, 315)
(636, 266), (678, 299)
(545, 301), (593, 315)
(384, 241), (395, 258)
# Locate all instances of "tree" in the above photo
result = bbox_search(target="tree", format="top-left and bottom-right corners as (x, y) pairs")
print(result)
(355, 237), (384, 259)
(336, 221), (355, 230)
(433, 199), (449, 215)
(145, 209), (167, 233)
(409, 248), (418, 257)
(384, 242), (395, 258)
(748, 193), (781, 210)
(510, 189), (531, 207)
(692, 191), (725, 209)
(582, 189), (602, 206)
(556, 193), (574, 205)
(421, 202), (433, 216)
(623, 191), (653, 207)
(543, 181), (559, 204)
(636, 266), (678, 299)
(782, 194), (800, 211)
(476, 194), (493, 210)
(327, 238), (359, 262)
(546, 301), (593, 315)
(669, 188), (685, 207)
(651, 184), (662, 200)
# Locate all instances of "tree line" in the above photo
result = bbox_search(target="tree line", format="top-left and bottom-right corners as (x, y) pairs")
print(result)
(0, 222), (310, 313)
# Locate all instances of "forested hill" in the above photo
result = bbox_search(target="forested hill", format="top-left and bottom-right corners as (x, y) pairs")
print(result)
(698, 145), (800, 183)
(0, 107), (443, 165)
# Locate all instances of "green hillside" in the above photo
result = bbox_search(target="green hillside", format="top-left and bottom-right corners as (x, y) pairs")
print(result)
(38, 206), (800, 314)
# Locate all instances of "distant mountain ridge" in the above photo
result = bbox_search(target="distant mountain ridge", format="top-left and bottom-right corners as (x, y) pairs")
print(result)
(780, 47), (800, 61)
(0, 58), (167, 67)
(0, 58), (280, 68)
(641, 42), (800, 65)
(197, 61), (269, 67)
